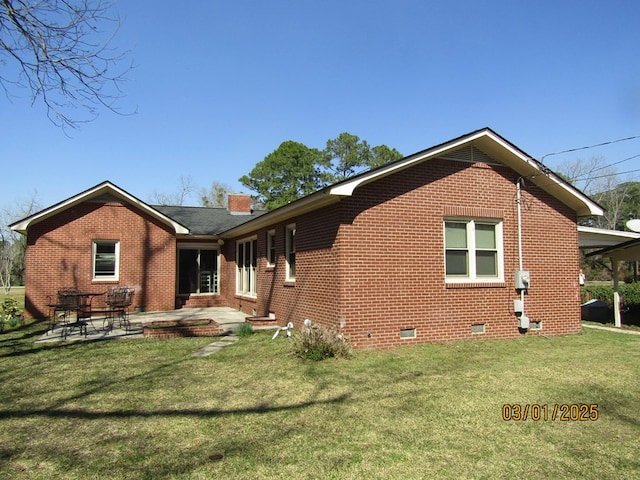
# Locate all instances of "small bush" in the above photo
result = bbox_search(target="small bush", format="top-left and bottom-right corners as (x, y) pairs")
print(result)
(582, 282), (640, 310)
(582, 285), (614, 306)
(292, 323), (351, 361)
(0, 297), (22, 332)
(1, 297), (20, 318)
(236, 322), (254, 338)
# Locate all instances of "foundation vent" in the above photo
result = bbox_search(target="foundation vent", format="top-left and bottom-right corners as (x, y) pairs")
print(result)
(471, 324), (486, 334)
(400, 328), (417, 339)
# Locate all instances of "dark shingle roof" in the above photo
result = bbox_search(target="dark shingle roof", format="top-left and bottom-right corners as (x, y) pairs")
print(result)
(153, 205), (267, 236)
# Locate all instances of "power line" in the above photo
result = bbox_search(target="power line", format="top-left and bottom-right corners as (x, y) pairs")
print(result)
(577, 167), (640, 182)
(540, 134), (640, 163)
(570, 153), (640, 181)
(525, 166), (640, 194)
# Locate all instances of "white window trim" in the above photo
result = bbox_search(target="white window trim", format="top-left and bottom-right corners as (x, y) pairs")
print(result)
(266, 229), (276, 267)
(444, 218), (504, 284)
(236, 236), (257, 297)
(92, 240), (120, 281)
(177, 243), (220, 295)
(285, 224), (296, 282)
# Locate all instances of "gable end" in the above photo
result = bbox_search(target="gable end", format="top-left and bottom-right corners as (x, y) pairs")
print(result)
(440, 146), (501, 166)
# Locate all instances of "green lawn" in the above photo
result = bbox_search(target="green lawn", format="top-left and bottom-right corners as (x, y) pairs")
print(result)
(0, 321), (638, 479)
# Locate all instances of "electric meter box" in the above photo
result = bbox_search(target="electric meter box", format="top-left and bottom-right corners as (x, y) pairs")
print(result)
(514, 299), (524, 314)
(515, 270), (530, 290)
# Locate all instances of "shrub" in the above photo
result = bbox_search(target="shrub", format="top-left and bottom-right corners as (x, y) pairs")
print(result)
(292, 323), (351, 361)
(0, 297), (22, 333)
(621, 282), (640, 307)
(582, 285), (614, 306)
(236, 322), (254, 338)
(582, 283), (640, 310)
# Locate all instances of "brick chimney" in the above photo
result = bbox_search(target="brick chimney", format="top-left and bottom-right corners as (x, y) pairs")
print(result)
(227, 194), (252, 215)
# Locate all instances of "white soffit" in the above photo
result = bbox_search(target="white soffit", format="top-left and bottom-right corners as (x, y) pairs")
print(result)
(10, 181), (190, 235)
(578, 226), (640, 249)
(329, 129), (603, 218)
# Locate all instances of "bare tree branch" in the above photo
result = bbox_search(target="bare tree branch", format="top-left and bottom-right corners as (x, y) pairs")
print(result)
(0, 0), (134, 129)
(149, 176), (198, 206)
(0, 191), (40, 293)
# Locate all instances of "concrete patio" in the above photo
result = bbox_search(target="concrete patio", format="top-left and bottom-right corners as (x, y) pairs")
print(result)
(35, 307), (251, 343)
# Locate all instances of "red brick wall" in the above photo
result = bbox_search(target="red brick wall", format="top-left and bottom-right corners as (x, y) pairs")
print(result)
(24, 201), (177, 318)
(226, 156), (581, 349)
(26, 155), (581, 348)
(219, 204), (342, 326)
(335, 158), (580, 348)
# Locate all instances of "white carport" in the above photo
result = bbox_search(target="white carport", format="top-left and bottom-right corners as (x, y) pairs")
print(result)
(579, 226), (640, 327)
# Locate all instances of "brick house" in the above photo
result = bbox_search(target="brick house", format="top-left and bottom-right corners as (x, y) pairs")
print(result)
(11, 128), (603, 348)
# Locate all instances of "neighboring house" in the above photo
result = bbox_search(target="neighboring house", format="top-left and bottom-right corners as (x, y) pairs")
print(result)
(11, 128), (604, 348)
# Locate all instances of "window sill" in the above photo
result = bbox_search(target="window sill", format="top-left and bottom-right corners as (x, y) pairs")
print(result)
(445, 281), (506, 289)
(284, 281), (296, 287)
(235, 293), (257, 300)
(178, 293), (219, 297)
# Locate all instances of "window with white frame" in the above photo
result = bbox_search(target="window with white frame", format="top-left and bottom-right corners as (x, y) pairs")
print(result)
(267, 230), (276, 267)
(444, 219), (502, 282)
(237, 237), (257, 296)
(178, 246), (219, 295)
(93, 240), (119, 281)
(285, 224), (296, 281)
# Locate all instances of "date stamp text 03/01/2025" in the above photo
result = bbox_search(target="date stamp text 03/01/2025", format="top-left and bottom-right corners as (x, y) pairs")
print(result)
(502, 404), (599, 422)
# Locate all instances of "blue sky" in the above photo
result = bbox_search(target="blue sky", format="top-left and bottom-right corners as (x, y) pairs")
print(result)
(3, 0), (640, 214)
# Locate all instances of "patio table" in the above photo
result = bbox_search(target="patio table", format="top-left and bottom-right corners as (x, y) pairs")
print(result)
(47, 291), (105, 338)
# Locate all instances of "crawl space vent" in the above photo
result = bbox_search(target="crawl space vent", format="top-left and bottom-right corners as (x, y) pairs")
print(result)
(530, 321), (542, 330)
(399, 328), (416, 339)
(471, 324), (486, 334)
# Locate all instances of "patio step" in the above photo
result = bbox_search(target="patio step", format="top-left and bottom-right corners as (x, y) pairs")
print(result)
(245, 316), (280, 330)
(181, 296), (224, 308)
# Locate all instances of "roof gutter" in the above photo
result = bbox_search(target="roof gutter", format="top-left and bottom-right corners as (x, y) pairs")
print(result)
(221, 189), (340, 238)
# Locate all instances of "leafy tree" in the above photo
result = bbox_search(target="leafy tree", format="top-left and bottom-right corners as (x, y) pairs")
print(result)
(0, 0), (132, 129)
(369, 144), (403, 168)
(241, 133), (403, 210)
(324, 132), (372, 181)
(239, 141), (326, 210)
(323, 133), (403, 180)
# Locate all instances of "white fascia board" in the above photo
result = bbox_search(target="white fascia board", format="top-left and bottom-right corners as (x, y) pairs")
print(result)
(475, 131), (604, 217)
(578, 226), (640, 248)
(221, 190), (338, 238)
(329, 133), (483, 197)
(223, 129), (604, 237)
(10, 181), (190, 235)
